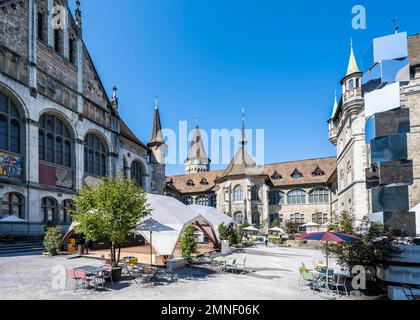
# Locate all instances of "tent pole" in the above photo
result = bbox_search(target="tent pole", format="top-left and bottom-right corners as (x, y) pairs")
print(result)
(150, 230), (153, 270)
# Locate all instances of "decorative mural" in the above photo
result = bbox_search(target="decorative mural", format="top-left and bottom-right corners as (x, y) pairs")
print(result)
(0, 153), (23, 178)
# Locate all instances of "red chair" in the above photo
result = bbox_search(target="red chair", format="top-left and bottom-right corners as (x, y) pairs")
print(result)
(66, 268), (81, 292)
(75, 270), (96, 294)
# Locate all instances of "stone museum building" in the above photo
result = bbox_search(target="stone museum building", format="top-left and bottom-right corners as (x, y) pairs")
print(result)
(166, 118), (338, 229)
(0, 0), (166, 236)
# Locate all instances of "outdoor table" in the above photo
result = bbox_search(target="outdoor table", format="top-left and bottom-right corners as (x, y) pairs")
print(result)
(73, 266), (104, 290)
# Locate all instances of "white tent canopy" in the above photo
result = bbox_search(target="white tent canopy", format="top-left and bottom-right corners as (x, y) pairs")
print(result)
(0, 216), (27, 223)
(135, 194), (219, 256)
(410, 203), (420, 236)
(189, 205), (232, 238)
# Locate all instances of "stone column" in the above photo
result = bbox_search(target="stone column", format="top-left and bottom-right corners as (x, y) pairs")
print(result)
(28, 0), (37, 95)
(26, 119), (39, 184)
(74, 139), (84, 191)
(47, 0), (54, 47)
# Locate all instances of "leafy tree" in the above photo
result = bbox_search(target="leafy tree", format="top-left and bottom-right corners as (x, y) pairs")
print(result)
(329, 216), (398, 272)
(180, 225), (198, 261)
(218, 223), (228, 240)
(270, 219), (280, 229)
(43, 226), (63, 255)
(72, 177), (150, 267)
(329, 211), (355, 235)
(284, 220), (300, 235)
(229, 225), (239, 246)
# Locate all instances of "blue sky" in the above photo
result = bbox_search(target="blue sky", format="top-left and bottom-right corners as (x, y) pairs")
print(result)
(70, 0), (420, 175)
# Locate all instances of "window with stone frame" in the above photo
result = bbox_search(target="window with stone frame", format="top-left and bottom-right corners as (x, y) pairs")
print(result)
(37, 10), (46, 42)
(269, 190), (285, 205)
(131, 161), (143, 187)
(233, 185), (244, 202)
(312, 212), (329, 225)
(39, 114), (72, 168)
(42, 197), (58, 223)
(251, 212), (261, 226)
(182, 196), (194, 206)
(287, 189), (307, 205)
(84, 133), (108, 177)
(234, 212), (244, 225)
(251, 185), (260, 201)
(290, 213), (305, 224)
(195, 195), (209, 206)
(62, 199), (75, 224)
(1, 193), (24, 219)
(0, 91), (22, 155)
(309, 188), (330, 204)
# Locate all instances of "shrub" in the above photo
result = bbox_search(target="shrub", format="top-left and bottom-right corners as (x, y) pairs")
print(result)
(43, 226), (63, 255)
(218, 223), (228, 240)
(180, 225), (198, 261)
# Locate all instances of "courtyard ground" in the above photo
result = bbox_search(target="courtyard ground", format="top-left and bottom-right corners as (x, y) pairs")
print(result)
(0, 246), (353, 300)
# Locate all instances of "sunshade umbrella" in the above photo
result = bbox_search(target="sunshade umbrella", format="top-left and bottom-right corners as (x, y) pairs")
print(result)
(269, 227), (285, 233)
(243, 226), (261, 233)
(296, 232), (360, 293)
(135, 218), (174, 268)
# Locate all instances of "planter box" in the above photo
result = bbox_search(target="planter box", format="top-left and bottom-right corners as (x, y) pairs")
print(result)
(167, 258), (186, 270)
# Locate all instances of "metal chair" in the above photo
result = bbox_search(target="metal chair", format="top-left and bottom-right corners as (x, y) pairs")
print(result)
(328, 273), (348, 296)
(65, 267), (81, 292)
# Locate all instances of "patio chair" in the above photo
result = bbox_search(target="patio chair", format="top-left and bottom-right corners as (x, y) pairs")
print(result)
(328, 273), (348, 296)
(65, 267), (81, 292)
(75, 270), (97, 295)
(298, 266), (316, 291)
(225, 258), (237, 274)
(235, 257), (247, 273)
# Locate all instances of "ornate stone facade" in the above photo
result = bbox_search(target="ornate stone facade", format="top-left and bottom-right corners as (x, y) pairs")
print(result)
(0, 0), (165, 236)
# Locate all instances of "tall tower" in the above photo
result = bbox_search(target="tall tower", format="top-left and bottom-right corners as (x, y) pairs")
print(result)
(148, 96), (167, 165)
(329, 40), (369, 222)
(184, 118), (210, 174)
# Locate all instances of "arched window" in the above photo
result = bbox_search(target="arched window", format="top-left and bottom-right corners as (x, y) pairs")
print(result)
(348, 79), (355, 90)
(39, 114), (72, 167)
(251, 186), (260, 201)
(251, 212), (260, 226)
(1, 193), (24, 219)
(62, 199), (74, 224)
(269, 190), (285, 205)
(42, 197), (58, 222)
(234, 212), (244, 225)
(131, 161), (143, 186)
(233, 185), (243, 202)
(0, 91), (22, 154)
(182, 196), (194, 206)
(309, 188), (330, 204)
(288, 189), (307, 205)
(123, 157), (128, 177)
(195, 195), (209, 206)
(84, 133), (107, 177)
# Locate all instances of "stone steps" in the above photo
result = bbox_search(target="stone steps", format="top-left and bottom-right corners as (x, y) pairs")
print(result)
(0, 241), (44, 255)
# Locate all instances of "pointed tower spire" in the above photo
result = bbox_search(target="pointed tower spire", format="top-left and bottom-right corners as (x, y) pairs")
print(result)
(111, 85), (118, 110)
(75, 0), (82, 29)
(184, 117), (210, 174)
(148, 96), (165, 147)
(346, 39), (360, 76)
(330, 90), (338, 119)
(240, 108), (248, 146)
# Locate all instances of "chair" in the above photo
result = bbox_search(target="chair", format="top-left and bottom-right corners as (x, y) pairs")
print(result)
(75, 270), (97, 294)
(298, 266), (316, 290)
(225, 258), (237, 274)
(65, 268), (81, 292)
(328, 273), (348, 296)
(235, 257), (247, 273)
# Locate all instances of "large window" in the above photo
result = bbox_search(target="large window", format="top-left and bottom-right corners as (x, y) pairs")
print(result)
(62, 199), (74, 224)
(182, 196), (194, 206)
(251, 186), (260, 201)
(42, 197), (58, 222)
(39, 114), (72, 167)
(312, 212), (329, 225)
(290, 213), (305, 224)
(269, 190), (285, 205)
(252, 212), (261, 226)
(84, 133), (107, 177)
(1, 193), (24, 219)
(131, 161), (143, 186)
(0, 91), (21, 154)
(309, 188), (330, 204)
(234, 212), (244, 225)
(233, 185), (243, 202)
(196, 195), (209, 206)
(288, 189), (307, 205)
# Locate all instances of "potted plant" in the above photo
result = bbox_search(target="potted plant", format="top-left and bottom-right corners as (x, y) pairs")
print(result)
(72, 177), (150, 282)
(180, 225), (198, 263)
(43, 226), (63, 256)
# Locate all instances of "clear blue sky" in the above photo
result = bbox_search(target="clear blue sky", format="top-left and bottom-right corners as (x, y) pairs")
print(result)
(70, 0), (420, 176)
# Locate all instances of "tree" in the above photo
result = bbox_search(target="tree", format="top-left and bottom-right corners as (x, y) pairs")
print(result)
(218, 223), (228, 240)
(229, 225), (239, 246)
(270, 219), (280, 229)
(284, 220), (300, 235)
(180, 225), (198, 261)
(329, 211), (355, 235)
(72, 177), (150, 267)
(43, 226), (63, 256)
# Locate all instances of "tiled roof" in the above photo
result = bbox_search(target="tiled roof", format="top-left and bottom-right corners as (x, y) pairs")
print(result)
(167, 157), (337, 193)
(119, 120), (148, 149)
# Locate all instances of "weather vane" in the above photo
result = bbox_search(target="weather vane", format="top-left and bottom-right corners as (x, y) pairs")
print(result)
(393, 18), (399, 34)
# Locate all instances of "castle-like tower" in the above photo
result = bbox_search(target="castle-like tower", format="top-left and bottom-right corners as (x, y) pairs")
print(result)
(184, 120), (211, 174)
(328, 41), (369, 222)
